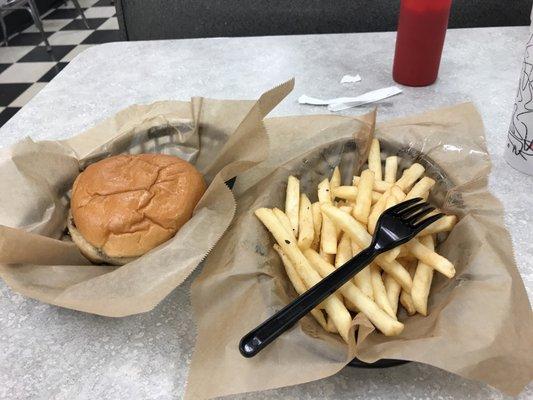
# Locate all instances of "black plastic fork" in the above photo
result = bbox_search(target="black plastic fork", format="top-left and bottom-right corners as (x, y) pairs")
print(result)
(239, 198), (444, 358)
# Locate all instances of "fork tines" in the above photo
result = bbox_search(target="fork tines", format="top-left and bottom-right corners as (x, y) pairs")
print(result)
(390, 198), (445, 230)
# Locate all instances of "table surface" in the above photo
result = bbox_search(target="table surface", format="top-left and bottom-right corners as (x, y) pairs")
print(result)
(1, 26), (532, 400)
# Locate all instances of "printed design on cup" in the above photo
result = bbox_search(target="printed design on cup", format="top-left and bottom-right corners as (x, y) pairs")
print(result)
(508, 34), (533, 161)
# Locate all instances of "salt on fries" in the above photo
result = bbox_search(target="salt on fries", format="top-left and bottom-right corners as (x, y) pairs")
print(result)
(256, 139), (457, 341)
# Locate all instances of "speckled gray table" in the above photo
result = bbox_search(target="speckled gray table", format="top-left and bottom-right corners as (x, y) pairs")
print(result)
(1, 26), (532, 400)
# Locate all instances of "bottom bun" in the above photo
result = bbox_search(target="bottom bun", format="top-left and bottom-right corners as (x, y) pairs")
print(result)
(67, 213), (137, 266)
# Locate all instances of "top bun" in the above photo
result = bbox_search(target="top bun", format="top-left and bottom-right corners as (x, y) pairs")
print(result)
(70, 153), (206, 260)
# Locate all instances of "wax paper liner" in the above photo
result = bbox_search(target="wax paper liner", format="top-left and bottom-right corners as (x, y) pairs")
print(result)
(0, 79), (294, 317)
(186, 103), (532, 398)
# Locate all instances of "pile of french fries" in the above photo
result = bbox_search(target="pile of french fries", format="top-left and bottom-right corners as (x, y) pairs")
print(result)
(255, 139), (458, 341)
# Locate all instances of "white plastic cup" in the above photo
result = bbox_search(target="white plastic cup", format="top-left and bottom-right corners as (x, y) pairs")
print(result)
(505, 10), (533, 175)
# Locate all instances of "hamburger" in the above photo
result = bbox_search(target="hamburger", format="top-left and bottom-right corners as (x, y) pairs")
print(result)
(68, 153), (206, 265)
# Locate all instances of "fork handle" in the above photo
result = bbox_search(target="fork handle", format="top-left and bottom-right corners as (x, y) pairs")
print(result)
(239, 247), (377, 357)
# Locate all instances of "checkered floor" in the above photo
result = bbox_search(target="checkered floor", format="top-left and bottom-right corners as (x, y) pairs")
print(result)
(0, 0), (120, 128)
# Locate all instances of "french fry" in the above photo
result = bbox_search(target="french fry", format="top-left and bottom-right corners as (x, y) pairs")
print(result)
(398, 242), (417, 263)
(273, 244), (328, 329)
(309, 310), (328, 331)
(385, 192), (398, 210)
(318, 178), (332, 204)
(333, 186), (358, 201)
(370, 188), (390, 214)
(285, 176), (300, 236)
(390, 185), (406, 201)
(332, 186), (381, 204)
(353, 169), (374, 224)
(374, 257), (413, 292)
(405, 177), (436, 200)
(311, 202), (322, 250)
(368, 138), (382, 181)
(411, 235), (435, 316)
(319, 248), (335, 264)
(419, 215), (457, 236)
(297, 194), (314, 249)
(304, 249), (404, 336)
(320, 217), (337, 254)
(335, 233), (352, 268)
(395, 163), (425, 192)
(321, 203), (398, 263)
(255, 208), (352, 341)
(383, 272), (401, 315)
(400, 289), (416, 315)
(329, 166), (341, 200)
(351, 240), (374, 300)
(368, 190), (390, 234)
(336, 235), (359, 312)
(339, 205), (353, 214)
(323, 203), (372, 246)
(406, 238), (456, 278)
(273, 244), (307, 293)
(370, 264), (396, 318)
(399, 264), (416, 315)
(353, 176), (392, 193)
(384, 156), (399, 184)
(273, 208), (296, 242)
(318, 179), (337, 254)
(326, 317), (338, 333)
(274, 239), (343, 308)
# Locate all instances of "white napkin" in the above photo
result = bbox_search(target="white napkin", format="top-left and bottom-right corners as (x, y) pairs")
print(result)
(298, 86), (402, 111)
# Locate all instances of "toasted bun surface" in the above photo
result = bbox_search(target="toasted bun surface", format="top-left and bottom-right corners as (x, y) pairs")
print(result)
(70, 153), (206, 260)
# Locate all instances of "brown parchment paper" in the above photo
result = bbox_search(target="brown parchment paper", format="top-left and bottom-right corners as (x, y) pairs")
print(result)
(186, 103), (533, 398)
(0, 79), (294, 317)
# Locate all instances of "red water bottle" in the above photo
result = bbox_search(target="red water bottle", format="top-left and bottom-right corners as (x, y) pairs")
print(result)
(393, 0), (452, 86)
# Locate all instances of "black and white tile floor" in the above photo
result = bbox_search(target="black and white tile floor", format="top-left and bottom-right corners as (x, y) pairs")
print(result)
(0, 0), (120, 127)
